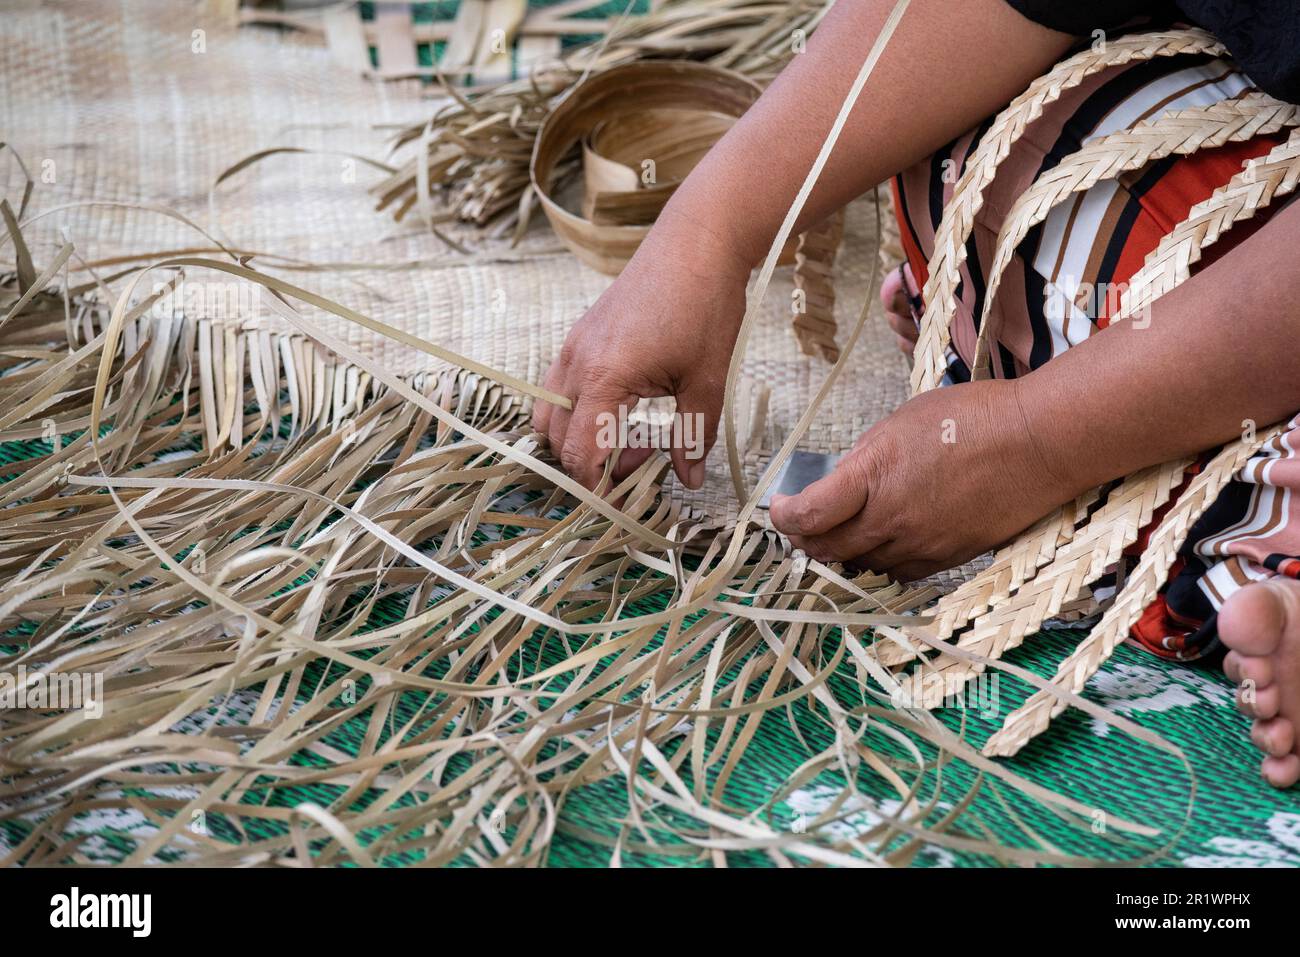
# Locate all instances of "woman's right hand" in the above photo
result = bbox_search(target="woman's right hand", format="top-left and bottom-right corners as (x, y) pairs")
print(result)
(532, 228), (750, 493)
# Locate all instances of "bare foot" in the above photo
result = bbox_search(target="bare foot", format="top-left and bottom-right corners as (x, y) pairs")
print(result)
(880, 263), (921, 357)
(1220, 579), (1300, 788)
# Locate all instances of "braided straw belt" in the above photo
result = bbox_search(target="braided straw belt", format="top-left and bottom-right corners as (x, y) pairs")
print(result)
(877, 30), (1300, 756)
(907, 28), (1227, 396)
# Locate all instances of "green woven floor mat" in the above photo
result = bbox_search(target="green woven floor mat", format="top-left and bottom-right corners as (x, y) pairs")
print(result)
(338, 591), (1300, 867)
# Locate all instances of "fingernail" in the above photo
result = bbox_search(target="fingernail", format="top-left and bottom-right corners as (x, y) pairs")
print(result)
(687, 461), (706, 490)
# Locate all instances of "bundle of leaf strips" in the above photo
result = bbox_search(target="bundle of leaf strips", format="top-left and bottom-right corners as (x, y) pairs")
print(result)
(0, 184), (1196, 866)
(372, 0), (832, 234)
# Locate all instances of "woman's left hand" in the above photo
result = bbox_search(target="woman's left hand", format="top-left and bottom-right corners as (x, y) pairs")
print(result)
(769, 378), (1074, 580)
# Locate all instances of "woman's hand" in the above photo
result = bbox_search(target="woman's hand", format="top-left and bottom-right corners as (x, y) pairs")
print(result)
(531, 0), (1072, 494)
(769, 378), (1076, 580)
(532, 224), (750, 491)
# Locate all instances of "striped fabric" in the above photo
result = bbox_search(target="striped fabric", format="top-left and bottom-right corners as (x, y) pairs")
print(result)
(893, 51), (1300, 662)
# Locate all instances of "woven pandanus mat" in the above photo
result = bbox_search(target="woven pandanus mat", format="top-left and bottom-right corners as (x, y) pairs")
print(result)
(1, 0), (905, 525)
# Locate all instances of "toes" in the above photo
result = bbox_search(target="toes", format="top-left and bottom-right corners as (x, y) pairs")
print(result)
(1221, 579), (1300, 788)
(1219, 581), (1288, 657)
(1250, 717), (1296, 757)
(880, 266), (905, 313)
(1237, 652), (1275, 691)
(1237, 680), (1280, 720)
(1261, 753), (1300, 789)
(1223, 650), (1243, 683)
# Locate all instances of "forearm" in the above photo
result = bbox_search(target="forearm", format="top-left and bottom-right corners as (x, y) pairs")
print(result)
(1019, 198), (1300, 497)
(637, 0), (1074, 273)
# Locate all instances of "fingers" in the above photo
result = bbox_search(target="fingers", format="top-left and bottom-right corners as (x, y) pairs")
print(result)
(886, 310), (918, 342)
(558, 384), (637, 491)
(787, 510), (888, 564)
(769, 454), (870, 538)
(880, 266), (905, 312)
(788, 521), (942, 582)
(610, 443), (657, 483)
(536, 331), (726, 492)
(886, 560), (940, 583)
(536, 355), (711, 493)
(669, 381), (722, 491)
(848, 539), (938, 581)
(534, 347), (637, 492)
(882, 265), (919, 357)
(543, 397), (573, 478)
(531, 360), (566, 437)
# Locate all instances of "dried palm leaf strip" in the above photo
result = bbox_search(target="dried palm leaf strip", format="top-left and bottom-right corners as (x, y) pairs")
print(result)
(581, 109), (735, 225)
(1120, 124), (1300, 310)
(529, 60), (761, 274)
(908, 28), (1226, 397)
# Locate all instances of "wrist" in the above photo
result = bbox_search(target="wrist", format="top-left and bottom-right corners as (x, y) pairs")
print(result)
(638, 193), (760, 284)
(1006, 375), (1084, 503)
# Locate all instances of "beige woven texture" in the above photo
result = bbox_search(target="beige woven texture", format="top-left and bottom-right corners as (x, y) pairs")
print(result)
(1, 0), (907, 526)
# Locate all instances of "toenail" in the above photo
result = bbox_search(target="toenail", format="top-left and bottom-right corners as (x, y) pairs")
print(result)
(1223, 651), (1242, 683)
(1261, 755), (1300, 789)
(1251, 722), (1288, 756)
(1239, 656), (1275, 688)
(1238, 681), (1280, 719)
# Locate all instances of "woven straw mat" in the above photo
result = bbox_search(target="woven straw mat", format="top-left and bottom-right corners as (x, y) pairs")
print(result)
(0, 0), (912, 530)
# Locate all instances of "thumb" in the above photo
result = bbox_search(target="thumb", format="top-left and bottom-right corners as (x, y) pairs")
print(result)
(669, 380), (723, 490)
(769, 453), (868, 537)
